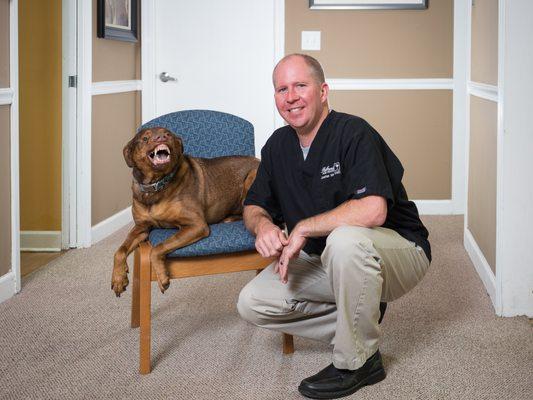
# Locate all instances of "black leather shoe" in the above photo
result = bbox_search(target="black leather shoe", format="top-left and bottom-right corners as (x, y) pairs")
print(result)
(379, 302), (387, 324)
(298, 350), (386, 399)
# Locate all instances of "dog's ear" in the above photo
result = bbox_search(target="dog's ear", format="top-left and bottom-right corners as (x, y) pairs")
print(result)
(123, 135), (137, 168)
(174, 135), (184, 155)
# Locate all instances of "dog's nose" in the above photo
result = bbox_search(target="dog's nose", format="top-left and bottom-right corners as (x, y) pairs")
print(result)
(154, 132), (169, 142)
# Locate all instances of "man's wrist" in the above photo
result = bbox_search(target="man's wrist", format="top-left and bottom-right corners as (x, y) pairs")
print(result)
(256, 218), (275, 236)
(294, 220), (311, 237)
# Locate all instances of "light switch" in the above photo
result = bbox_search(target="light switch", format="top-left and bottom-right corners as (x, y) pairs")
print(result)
(301, 31), (321, 51)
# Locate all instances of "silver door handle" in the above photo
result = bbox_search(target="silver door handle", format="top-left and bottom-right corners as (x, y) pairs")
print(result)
(159, 72), (177, 82)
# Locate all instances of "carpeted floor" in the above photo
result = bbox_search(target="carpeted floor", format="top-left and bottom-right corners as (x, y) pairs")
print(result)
(0, 216), (531, 399)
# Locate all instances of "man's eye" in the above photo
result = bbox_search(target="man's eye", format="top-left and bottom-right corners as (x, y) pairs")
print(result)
(297, 83), (306, 88)
(278, 88), (287, 93)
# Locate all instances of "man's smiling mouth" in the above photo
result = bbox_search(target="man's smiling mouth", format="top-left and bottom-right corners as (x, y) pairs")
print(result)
(288, 107), (304, 113)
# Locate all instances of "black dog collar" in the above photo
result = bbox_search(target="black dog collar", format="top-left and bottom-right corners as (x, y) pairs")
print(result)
(136, 166), (178, 193)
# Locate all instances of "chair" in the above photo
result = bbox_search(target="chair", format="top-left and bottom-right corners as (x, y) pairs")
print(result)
(129, 110), (294, 374)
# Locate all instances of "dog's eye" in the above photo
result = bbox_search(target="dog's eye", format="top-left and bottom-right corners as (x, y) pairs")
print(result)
(142, 137), (148, 142)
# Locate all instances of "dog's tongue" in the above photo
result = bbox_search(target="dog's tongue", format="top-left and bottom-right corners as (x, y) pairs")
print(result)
(153, 152), (169, 165)
(155, 152), (168, 162)
(151, 144), (171, 165)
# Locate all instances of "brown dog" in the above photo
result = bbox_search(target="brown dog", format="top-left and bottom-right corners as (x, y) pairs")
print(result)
(111, 127), (259, 296)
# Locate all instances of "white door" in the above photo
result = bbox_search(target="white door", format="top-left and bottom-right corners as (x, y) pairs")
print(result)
(153, 0), (280, 154)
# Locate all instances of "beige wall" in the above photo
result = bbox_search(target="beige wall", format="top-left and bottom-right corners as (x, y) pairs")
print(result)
(0, 106), (11, 277)
(286, 0), (453, 78)
(286, 0), (453, 201)
(92, 92), (141, 225)
(91, 0), (142, 226)
(468, 96), (497, 272)
(471, 0), (498, 85)
(0, 0), (9, 88)
(19, 0), (62, 231)
(92, 0), (141, 82)
(330, 90), (452, 199)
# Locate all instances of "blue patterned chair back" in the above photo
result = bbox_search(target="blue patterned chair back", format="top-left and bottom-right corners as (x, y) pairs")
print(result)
(139, 110), (255, 158)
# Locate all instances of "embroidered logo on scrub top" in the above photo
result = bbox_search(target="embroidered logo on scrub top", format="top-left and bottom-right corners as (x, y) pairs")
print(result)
(321, 162), (341, 180)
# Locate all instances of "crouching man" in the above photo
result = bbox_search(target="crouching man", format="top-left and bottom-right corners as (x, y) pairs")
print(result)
(237, 54), (431, 399)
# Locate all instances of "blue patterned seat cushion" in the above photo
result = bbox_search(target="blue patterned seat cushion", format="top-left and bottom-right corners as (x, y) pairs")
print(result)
(149, 220), (257, 258)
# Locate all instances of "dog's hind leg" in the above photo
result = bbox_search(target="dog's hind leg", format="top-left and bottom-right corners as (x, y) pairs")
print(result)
(221, 215), (242, 223)
(240, 169), (258, 206)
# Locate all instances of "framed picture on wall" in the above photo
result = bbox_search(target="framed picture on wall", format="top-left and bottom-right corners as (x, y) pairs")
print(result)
(97, 0), (138, 42)
(309, 0), (428, 9)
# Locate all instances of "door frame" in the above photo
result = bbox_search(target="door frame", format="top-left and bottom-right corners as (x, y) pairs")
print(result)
(61, 0), (77, 249)
(61, 0), (93, 249)
(141, 0), (286, 126)
(1, 0), (21, 303)
(10, 0), (21, 295)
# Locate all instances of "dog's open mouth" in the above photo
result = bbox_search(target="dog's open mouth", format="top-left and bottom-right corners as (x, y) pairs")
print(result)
(148, 144), (171, 165)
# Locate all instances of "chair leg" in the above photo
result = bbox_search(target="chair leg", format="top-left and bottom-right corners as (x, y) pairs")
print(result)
(283, 333), (294, 354)
(139, 242), (152, 374)
(130, 248), (140, 328)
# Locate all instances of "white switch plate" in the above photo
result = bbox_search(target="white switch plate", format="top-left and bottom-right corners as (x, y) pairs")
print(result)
(301, 31), (321, 51)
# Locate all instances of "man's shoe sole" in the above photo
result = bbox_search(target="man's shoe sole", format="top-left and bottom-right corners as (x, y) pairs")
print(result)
(298, 368), (386, 400)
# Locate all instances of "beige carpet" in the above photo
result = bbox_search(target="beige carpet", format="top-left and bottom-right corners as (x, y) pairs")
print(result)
(0, 216), (531, 399)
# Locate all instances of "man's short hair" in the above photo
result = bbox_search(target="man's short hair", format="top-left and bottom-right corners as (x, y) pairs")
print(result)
(273, 53), (326, 85)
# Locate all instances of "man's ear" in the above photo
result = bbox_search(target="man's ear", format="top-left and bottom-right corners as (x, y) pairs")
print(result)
(123, 136), (136, 168)
(320, 82), (329, 102)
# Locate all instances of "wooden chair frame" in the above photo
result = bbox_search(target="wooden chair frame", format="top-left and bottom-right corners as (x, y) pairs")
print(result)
(130, 241), (294, 374)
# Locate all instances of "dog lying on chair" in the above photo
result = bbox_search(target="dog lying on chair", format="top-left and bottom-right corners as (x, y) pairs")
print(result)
(111, 127), (259, 296)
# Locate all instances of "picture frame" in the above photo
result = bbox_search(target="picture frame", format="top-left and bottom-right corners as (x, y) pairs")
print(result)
(309, 0), (428, 10)
(97, 0), (138, 42)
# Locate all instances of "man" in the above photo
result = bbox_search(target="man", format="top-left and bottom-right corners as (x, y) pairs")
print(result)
(237, 54), (431, 399)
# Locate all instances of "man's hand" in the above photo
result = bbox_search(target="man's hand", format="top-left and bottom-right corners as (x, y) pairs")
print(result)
(255, 220), (289, 257)
(275, 224), (307, 284)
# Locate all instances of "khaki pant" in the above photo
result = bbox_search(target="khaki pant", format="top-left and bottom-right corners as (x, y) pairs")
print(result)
(237, 226), (430, 370)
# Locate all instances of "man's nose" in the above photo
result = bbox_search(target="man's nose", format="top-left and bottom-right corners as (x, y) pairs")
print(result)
(286, 87), (299, 103)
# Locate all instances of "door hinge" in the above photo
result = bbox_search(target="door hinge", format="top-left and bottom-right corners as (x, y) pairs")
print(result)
(68, 75), (77, 88)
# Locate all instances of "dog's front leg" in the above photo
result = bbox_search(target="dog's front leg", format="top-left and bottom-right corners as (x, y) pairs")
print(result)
(112, 224), (149, 296)
(150, 223), (210, 293)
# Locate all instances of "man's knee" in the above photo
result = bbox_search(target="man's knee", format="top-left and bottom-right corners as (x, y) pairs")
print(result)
(237, 284), (262, 325)
(323, 226), (379, 265)
(237, 282), (296, 327)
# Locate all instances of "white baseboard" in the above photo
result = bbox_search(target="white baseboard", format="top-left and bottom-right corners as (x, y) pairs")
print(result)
(20, 231), (61, 252)
(464, 228), (497, 311)
(0, 271), (16, 304)
(414, 200), (459, 215)
(91, 206), (133, 245)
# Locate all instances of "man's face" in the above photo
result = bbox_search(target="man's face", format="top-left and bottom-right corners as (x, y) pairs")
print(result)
(273, 57), (328, 133)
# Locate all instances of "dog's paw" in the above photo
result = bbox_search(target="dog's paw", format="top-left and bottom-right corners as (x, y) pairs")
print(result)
(111, 270), (129, 297)
(156, 269), (170, 293)
(152, 259), (170, 293)
(156, 273), (170, 293)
